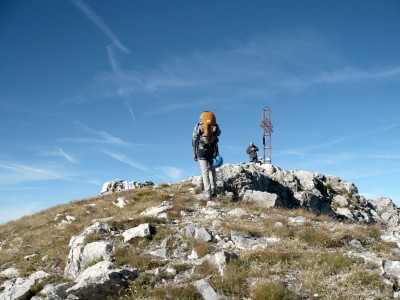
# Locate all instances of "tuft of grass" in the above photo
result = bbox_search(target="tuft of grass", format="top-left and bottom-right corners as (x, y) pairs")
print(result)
(171, 263), (191, 274)
(211, 259), (250, 298)
(242, 248), (303, 267)
(130, 189), (170, 203)
(166, 195), (196, 218)
(347, 270), (388, 292)
(193, 260), (217, 279)
(223, 222), (263, 238)
(158, 183), (170, 188)
(252, 281), (300, 300)
(85, 232), (103, 243)
(152, 284), (203, 300)
(189, 239), (212, 258)
(320, 252), (358, 275)
(298, 227), (344, 248)
(115, 282), (203, 300)
(114, 245), (165, 270)
(83, 258), (104, 269)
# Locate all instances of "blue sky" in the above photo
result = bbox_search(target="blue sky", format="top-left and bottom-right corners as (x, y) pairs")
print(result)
(1, 0), (400, 224)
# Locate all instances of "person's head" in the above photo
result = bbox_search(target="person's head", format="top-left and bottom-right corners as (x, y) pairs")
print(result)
(250, 142), (253, 146)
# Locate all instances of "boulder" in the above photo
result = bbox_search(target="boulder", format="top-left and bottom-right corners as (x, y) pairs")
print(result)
(0, 267), (20, 279)
(212, 163), (399, 227)
(0, 271), (48, 300)
(369, 197), (400, 230)
(242, 190), (280, 208)
(113, 197), (128, 208)
(80, 241), (114, 269)
(64, 222), (113, 279)
(185, 224), (213, 242)
(140, 201), (172, 218)
(65, 261), (138, 300)
(122, 223), (152, 242)
(192, 279), (221, 300)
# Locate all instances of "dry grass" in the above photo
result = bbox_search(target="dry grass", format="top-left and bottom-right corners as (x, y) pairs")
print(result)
(222, 221), (265, 238)
(115, 282), (203, 300)
(166, 194), (196, 218)
(0, 186), (173, 276)
(189, 239), (212, 258)
(211, 259), (251, 297)
(114, 244), (165, 270)
(193, 260), (218, 279)
(297, 227), (345, 248)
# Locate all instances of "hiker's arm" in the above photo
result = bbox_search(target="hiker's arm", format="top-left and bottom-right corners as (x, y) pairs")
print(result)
(192, 146), (197, 161)
(216, 125), (221, 136)
(192, 124), (199, 161)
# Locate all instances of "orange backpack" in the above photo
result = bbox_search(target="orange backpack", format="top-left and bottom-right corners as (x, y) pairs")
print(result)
(200, 111), (217, 144)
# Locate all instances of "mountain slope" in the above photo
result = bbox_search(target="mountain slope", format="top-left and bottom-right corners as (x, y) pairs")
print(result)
(1, 163), (400, 299)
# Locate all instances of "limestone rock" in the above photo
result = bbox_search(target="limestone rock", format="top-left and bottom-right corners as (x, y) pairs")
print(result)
(193, 279), (222, 300)
(185, 224), (213, 242)
(140, 201), (172, 218)
(113, 197), (128, 208)
(66, 261), (138, 300)
(122, 223), (152, 242)
(0, 271), (48, 300)
(242, 190), (280, 207)
(0, 267), (20, 279)
(64, 222), (113, 279)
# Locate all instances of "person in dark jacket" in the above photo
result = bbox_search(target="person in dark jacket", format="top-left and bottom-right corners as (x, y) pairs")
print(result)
(246, 142), (259, 163)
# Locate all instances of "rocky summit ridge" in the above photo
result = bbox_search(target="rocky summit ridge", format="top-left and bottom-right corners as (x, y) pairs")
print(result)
(1, 163), (400, 299)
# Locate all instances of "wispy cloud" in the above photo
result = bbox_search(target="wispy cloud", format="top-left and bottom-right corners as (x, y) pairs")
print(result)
(71, 0), (130, 53)
(60, 126), (133, 147)
(145, 100), (206, 116)
(88, 130), (131, 146)
(283, 66), (400, 89)
(0, 162), (73, 186)
(282, 122), (400, 157)
(158, 167), (185, 181)
(85, 31), (400, 108)
(37, 147), (78, 164)
(103, 151), (149, 171)
(369, 153), (400, 160)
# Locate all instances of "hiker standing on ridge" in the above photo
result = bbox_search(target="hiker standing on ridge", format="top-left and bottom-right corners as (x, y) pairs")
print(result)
(192, 111), (221, 199)
(246, 142), (259, 163)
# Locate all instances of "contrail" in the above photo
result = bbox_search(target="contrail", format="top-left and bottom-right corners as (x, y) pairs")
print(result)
(71, 0), (136, 126)
(124, 99), (136, 124)
(71, 0), (130, 53)
(56, 147), (78, 164)
(106, 44), (118, 71)
(103, 151), (149, 172)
